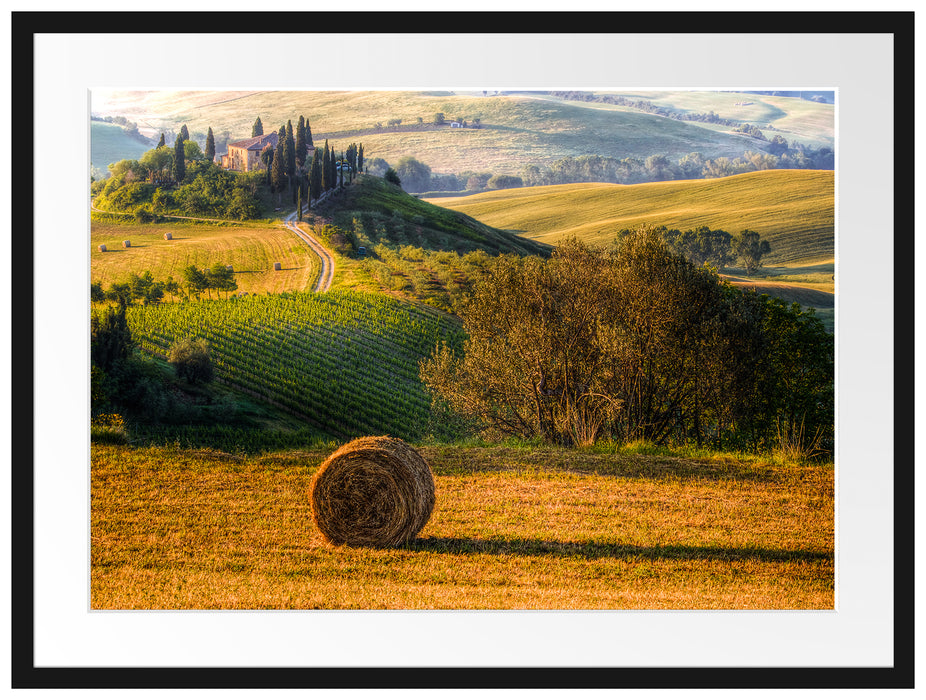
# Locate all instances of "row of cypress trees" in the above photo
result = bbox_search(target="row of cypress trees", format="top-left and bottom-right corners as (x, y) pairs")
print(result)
(252, 114), (363, 215)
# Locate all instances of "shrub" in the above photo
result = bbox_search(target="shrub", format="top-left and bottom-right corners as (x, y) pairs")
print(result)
(90, 413), (129, 445)
(169, 338), (214, 384)
(384, 168), (402, 187)
(134, 205), (157, 223)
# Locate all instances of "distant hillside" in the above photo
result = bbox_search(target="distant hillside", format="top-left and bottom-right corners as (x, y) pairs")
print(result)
(90, 89), (812, 177)
(91, 120), (154, 177)
(546, 90), (835, 149)
(429, 169), (834, 267)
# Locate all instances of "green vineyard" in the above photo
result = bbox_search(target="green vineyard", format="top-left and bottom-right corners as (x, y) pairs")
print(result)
(126, 290), (465, 442)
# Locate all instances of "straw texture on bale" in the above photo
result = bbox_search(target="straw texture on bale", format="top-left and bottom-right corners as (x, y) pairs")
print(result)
(311, 436), (435, 547)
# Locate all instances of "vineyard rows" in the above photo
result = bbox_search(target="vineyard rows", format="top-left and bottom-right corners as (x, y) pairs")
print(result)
(128, 290), (465, 441)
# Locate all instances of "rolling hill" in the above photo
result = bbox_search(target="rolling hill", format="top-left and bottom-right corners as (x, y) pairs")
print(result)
(90, 89), (828, 177)
(315, 174), (551, 257)
(428, 169), (835, 267)
(90, 120), (154, 176)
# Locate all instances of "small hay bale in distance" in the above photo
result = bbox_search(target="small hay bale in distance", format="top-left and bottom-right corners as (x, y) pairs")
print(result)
(311, 436), (435, 547)
(98, 244), (107, 252)
(164, 232), (173, 240)
(273, 262), (282, 271)
(122, 240), (131, 248)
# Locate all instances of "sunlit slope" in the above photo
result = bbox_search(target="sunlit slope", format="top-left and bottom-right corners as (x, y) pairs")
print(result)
(431, 170), (834, 266)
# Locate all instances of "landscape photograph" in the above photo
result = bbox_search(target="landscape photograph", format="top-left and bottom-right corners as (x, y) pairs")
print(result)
(88, 86), (836, 612)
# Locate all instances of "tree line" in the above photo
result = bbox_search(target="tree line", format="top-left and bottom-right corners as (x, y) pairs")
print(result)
(626, 225), (773, 275)
(420, 227), (833, 455)
(364, 143), (832, 196)
(91, 265), (239, 306)
(253, 114), (364, 217)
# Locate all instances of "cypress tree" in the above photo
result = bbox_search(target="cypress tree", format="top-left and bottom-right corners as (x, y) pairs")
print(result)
(172, 134), (186, 183)
(179, 124), (190, 141)
(204, 127), (215, 162)
(270, 139), (286, 195)
(261, 145), (274, 186)
(252, 117), (263, 137)
(358, 143), (364, 173)
(157, 133), (166, 148)
(304, 118), (313, 147)
(329, 144), (337, 190)
(295, 115), (307, 170)
(285, 120), (296, 182)
(321, 141), (331, 191)
(310, 149), (322, 202)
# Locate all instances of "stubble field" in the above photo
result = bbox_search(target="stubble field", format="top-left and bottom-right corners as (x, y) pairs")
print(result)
(90, 221), (321, 295)
(91, 443), (834, 610)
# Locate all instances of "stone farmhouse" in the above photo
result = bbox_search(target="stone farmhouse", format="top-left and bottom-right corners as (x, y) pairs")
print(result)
(219, 132), (279, 172)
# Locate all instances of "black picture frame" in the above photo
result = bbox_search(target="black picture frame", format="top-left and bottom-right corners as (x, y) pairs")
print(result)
(10, 9), (914, 692)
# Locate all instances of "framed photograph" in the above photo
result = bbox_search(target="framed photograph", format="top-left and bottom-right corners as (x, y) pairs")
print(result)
(11, 8), (913, 692)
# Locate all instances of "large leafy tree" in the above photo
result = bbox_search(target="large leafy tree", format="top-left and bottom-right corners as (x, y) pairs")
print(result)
(181, 265), (208, 299)
(169, 338), (213, 384)
(90, 303), (134, 372)
(205, 263), (238, 299)
(394, 156), (431, 193)
(733, 229), (772, 274)
(140, 145), (173, 185)
(421, 227), (832, 452)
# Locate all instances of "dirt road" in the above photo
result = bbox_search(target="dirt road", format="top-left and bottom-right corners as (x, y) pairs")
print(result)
(283, 210), (335, 292)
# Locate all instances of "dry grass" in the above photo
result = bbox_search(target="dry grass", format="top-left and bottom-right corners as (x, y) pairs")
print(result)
(90, 221), (320, 295)
(91, 443), (834, 610)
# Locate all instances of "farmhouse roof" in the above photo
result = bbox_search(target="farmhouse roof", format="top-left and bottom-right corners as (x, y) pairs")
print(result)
(228, 132), (279, 151)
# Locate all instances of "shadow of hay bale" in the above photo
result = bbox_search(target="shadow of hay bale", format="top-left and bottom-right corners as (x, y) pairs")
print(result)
(311, 436), (435, 547)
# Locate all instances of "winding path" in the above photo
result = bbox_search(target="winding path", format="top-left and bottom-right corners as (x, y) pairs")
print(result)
(282, 210), (335, 292)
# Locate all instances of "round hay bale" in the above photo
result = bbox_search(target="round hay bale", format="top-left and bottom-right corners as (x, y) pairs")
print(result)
(310, 436), (435, 547)
(273, 262), (282, 271)
(164, 232), (173, 240)
(122, 240), (131, 248)
(98, 244), (107, 252)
